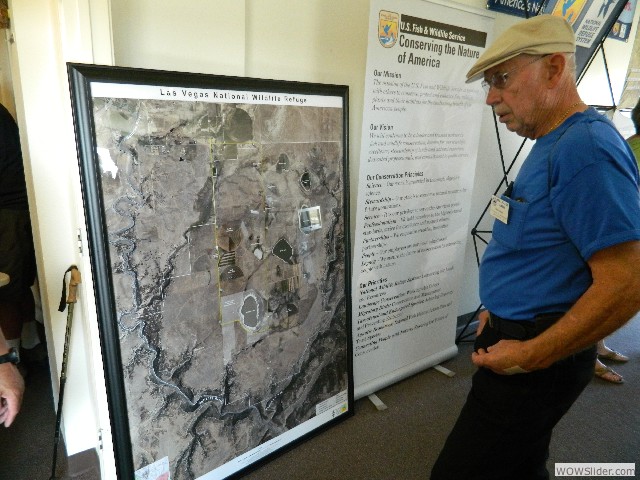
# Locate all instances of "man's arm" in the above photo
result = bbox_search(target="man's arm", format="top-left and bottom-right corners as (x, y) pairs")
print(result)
(0, 328), (24, 427)
(473, 240), (640, 374)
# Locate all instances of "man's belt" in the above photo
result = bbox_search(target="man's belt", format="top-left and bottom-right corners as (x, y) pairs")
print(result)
(488, 312), (564, 340)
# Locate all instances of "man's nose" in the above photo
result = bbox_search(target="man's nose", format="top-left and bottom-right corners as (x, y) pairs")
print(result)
(485, 86), (500, 106)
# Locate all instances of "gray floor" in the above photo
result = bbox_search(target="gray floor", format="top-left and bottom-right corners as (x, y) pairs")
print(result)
(243, 315), (640, 479)
(0, 357), (65, 479)
(1, 315), (638, 479)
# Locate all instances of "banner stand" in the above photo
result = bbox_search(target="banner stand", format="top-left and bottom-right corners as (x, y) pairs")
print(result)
(355, 345), (458, 400)
(351, 0), (494, 401)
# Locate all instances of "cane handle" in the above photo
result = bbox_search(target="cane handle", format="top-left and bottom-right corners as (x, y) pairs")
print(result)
(67, 267), (82, 304)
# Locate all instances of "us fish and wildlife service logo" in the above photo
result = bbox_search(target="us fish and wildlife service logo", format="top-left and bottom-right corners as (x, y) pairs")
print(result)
(378, 10), (399, 48)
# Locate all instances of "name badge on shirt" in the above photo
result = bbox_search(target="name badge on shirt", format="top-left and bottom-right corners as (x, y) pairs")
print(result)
(490, 195), (509, 224)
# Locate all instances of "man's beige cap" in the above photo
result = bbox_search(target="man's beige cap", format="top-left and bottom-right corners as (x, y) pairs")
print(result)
(466, 14), (576, 83)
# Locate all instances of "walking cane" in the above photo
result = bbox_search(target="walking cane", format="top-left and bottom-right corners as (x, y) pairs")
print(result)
(49, 265), (81, 480)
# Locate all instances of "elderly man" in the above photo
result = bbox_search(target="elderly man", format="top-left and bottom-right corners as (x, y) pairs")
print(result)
(431, 15), (640, 480)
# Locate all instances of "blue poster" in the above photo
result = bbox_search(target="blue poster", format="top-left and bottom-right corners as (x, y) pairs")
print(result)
(542, 0), (628, 77)
(608, 0), (636, 41)
(486, 0), (544, 18)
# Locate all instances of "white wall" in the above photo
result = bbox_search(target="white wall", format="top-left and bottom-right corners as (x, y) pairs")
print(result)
(8, 0), (116, 476)
(9, 0), (96, 454)
(8, 1), (638, 478)
(110, 0), (245, 76)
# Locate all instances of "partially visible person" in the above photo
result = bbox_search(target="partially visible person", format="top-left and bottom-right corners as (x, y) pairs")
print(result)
(431, 15), (640, 480)
(0, 327), (24, 427)
(0, 102), (37, 376)
(627, 98), (640, 164)
(594, 339), (629, 384)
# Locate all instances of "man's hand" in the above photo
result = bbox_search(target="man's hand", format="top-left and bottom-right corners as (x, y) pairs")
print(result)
(0, 363), (25, 427)
(472, 339), (532, 375)
(476, 310), (489, 336)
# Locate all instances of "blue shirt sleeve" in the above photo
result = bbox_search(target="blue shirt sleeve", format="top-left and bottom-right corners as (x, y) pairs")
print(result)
(550, 119), (640, 261)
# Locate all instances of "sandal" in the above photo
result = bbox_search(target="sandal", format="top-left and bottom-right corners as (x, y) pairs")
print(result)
(597, 349), (629, 363)
(594, 362), (624, 384)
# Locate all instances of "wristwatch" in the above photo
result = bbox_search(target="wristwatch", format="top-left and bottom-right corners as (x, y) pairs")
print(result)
(0, 347), (19, 365)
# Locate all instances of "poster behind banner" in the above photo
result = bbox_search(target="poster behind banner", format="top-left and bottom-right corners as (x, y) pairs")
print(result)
(486, 0), (544, 18)
(543, 0), (628, 77)
(608, 0), (636, 41)
(352, 0), (493, 399)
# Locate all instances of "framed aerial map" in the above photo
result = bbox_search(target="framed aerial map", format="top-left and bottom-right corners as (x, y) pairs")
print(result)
(67, 63), (352, 480)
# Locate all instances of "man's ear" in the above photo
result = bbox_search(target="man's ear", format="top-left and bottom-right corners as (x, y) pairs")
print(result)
(544, 53), (566, 88)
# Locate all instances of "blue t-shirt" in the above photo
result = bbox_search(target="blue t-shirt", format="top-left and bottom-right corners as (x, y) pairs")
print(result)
(479, 108), (640, 320)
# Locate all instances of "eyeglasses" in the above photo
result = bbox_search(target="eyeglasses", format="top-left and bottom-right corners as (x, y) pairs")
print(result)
(481, 56), (546, 94)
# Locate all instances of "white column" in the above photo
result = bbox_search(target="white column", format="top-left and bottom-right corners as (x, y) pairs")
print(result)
(8, 0), (115, 477)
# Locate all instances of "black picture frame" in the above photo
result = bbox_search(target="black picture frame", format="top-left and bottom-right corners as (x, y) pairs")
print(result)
(67, 63), (353, 480)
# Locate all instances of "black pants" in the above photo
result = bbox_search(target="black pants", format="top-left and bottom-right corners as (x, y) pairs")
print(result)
(430, 324), (596, 480)
(0, 208), (36, 300)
